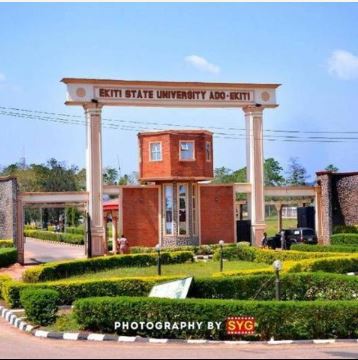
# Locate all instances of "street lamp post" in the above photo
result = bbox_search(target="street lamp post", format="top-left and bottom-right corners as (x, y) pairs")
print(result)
(156, 243), (162, 276)
(219, 240), (225, 272)
(273, 260), (282, 301)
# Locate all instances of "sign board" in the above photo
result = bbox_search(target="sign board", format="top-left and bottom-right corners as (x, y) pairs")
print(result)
(62, 79), (279, 108)
(149, 277), (193, 299)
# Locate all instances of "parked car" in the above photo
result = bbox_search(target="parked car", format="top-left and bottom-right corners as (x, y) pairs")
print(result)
(267, 227), (318, 250)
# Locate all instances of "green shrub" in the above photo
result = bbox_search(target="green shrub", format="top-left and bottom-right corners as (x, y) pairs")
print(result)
(291, 244), (358, 253)
(0, 248), (17, 268)
(24, 230), (84, 245)
(0, 240), (14, 248)
(2, 276), (177, 308)
(74, 296), (358, 340)
(130, 244), (238, 256)
(213, 246), (341, 264)
(22, 251), (194, 283)
(5, 272), (358, 309)
(0, 274), (11, 300)
(287, 254), (358, 274)
(64, 226), (85, 235)
(20, 289), (59, 326)
(333, 225), (358, 234)
(190, 273), (358, 301)
(331, 233), (358, 246)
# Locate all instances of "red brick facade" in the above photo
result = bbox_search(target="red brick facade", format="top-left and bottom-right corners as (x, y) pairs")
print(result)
(199, 185), (235, 245)
(122, 187), (159, 247)
(139, 130), (213, 181)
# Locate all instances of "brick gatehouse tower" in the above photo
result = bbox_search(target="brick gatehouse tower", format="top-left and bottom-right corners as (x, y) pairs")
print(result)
(120, 129), (236, 248)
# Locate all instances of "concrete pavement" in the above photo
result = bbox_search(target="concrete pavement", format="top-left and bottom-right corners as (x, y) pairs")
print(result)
(24, 238), (85, 265)
(0, 318), (357, 359)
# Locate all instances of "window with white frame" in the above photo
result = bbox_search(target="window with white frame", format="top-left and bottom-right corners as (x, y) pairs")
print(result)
(180, 141), (195, 161)
(192, 184), (198, 235)
(164, 184), (173, 235)
(150, 142), (162, 161)
(178, 184), (188, 235)
(206, 141), (212, 161)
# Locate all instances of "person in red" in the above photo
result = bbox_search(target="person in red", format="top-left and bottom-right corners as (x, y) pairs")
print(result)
(117, 235), (129, 255)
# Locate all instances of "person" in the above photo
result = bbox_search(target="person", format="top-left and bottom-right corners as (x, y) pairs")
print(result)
(117, 235), (129, 255)
(261, 232), (268, 248)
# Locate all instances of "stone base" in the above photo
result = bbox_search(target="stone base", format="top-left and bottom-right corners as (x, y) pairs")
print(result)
(162, 236), (200, 247)
(90, 227), (106, 256)
(251, 223), (266, 247)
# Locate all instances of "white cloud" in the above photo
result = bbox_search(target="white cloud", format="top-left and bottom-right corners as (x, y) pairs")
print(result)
(185, 55), (220, 74)
(327, 50), (358, 80)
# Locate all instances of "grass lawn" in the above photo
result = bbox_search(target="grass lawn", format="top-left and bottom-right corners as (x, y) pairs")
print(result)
(265, 217), (297, 237)
(68, 260), (268, 281)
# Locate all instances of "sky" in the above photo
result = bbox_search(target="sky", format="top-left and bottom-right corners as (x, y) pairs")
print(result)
(0, 2), (357, 180)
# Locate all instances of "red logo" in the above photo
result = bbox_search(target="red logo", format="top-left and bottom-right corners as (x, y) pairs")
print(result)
(226, 317), (256, 335)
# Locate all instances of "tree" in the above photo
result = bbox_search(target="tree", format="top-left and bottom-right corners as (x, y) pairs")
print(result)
(103, 167), (119, 185)
(264, 158), (285, 186)
(286, 157), (309, 186)
(325, 164), (339, 172)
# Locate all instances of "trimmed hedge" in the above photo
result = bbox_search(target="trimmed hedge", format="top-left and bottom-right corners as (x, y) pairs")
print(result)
(333, 225), (358, 234)
(190, 273), (358, 301)
(74, 296), (358, 340)
(24, 230), (84, 245)
(331, 233), (358, 246)
(0, 240), (13, 248)
(0, 248), (17, 268)
(22, 251), (194, 283)
(0, 274), (11, 300)
(286, 254), (358, 274)
(131, 243), (239, 256)
(2, 276), (177, 308)
(4, 272), (358, 309)
(213, 246), (342, 264)
(291, 244), (358, 253)
(21, 289), (59, 326)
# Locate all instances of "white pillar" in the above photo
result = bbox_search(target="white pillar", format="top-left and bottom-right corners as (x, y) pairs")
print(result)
(244, 106), (266, 247)
(84, 103), (105, 256)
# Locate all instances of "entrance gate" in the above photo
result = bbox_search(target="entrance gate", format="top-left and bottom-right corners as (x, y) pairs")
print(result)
(62, 78), (280, 255)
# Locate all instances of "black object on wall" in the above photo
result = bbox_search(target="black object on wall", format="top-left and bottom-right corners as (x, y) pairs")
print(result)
(297, 207), (315, 230)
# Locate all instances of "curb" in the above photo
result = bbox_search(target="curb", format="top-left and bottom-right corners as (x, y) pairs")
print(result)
(1, 305), (358, 346)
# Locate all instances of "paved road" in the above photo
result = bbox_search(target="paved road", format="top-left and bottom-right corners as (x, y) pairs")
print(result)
(0, 318), (357, 359)
(24, 238), (85, 264)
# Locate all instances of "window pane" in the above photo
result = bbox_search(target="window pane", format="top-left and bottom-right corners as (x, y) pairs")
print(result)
(164, 185), (173, 235)
(178, 184), (188, 235)
(206, 142), (212, 161)
(180, 142), (194, 160)
(150, 143), (162, 161)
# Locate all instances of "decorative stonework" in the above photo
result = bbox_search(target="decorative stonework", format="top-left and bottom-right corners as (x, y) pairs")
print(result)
(0, 177), (17, 241)
(316, 171), (358, 244)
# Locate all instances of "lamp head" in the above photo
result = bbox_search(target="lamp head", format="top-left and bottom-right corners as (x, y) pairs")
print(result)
(219, 240), (225, 246)
(273, 260), (283, 271)
(155, 244), (161, 252)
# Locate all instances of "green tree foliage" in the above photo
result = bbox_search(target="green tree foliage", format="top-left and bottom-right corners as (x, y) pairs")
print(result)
(286, 157), (309, 186)
(214, 158), (285, 186)
(325, 164), (339, 172)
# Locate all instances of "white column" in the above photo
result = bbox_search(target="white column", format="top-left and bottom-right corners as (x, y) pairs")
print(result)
(84, 103), (105, 256)
(244, 106), (266, 247)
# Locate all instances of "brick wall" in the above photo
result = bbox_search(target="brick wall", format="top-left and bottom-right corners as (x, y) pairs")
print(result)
(199, 185), (235, 245)
(122, 187), (159, 247)
(139, 131), (213, 181)
(0, 177), (17, 240)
